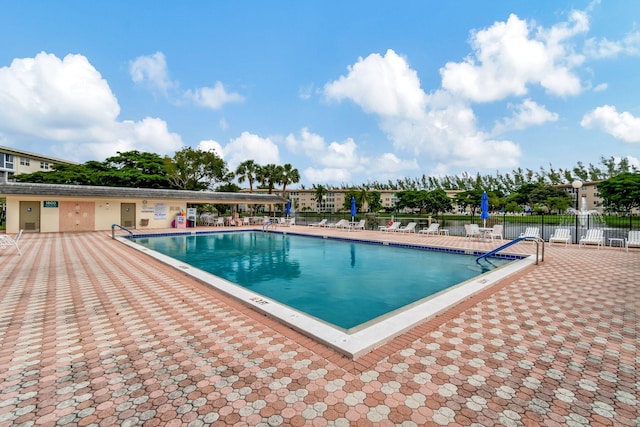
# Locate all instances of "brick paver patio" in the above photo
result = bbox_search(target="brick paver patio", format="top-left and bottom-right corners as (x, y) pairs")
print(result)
(0, 228), (638, 426)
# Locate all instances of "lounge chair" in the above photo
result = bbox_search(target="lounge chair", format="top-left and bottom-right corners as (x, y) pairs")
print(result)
(418, 223), (440, 235)
(549, 228), (571, 246)
(579, 229), (604, 249)
(519, 227), (540, 240)
(309, 219), (328, 227)
(213, 217), (225, 227)
(465, 224), (482, 240)
(327, 219), (350, 229)
(348, 219), (365, 231)
(626, 230), (640, 252)
(398, 222), (417, 233)
(0, 230), (23, 256)
(379, 221), (401, 232)
(487, 224), (503, 242)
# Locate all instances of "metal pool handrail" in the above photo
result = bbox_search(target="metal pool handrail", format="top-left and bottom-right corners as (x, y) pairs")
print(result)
(111, 224), (133, 239)
(476, 236), (544, 265)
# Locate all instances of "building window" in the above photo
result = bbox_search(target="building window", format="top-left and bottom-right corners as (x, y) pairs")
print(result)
(40, 162), (50, 170)
(5, 154), (14, 169)
(20, 158), (30, 166)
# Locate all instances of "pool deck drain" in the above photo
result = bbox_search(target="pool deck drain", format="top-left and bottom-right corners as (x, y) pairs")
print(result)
(0, 227), (637, 426)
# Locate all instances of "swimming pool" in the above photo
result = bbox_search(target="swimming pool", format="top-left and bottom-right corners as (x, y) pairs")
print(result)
(133, 231), (512, 329)
(124, 230), (533, 358)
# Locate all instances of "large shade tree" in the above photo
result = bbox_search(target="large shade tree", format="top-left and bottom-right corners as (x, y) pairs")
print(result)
(164, 147), (229, 191)
(597, 172), (640, 212)
(15, 150), (172, 188)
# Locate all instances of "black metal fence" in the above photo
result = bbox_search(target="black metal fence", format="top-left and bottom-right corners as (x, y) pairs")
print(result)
(294, 212), (639, 244)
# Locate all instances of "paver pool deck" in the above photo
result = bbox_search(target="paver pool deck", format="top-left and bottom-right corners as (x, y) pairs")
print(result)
(0, 227), (637, 426)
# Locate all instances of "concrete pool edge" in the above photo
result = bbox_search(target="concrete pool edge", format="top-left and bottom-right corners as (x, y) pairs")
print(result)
(117, 234), (536, 359)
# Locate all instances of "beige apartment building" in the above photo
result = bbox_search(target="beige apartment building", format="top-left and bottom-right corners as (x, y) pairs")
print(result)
(0, 145), (77, 181)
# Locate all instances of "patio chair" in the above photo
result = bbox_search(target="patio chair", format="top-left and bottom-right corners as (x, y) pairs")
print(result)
(308, 218), (328, 227)
(464, 224), (482, 240)
(625, 230), (640, 252)
(379, 221), (401, 232)
(0, 229), (23, 256)
(549, 228), (571, 246)
(519, 227), (540, 240)
(348, 219), (365, 231)
(418, 223), (440, 236)
(487, 224), (503, 242)
(579, 229), (604, 249)
(398, 222), (417, 233)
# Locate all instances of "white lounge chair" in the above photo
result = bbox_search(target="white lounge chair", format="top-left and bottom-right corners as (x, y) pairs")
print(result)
(214, 217), (225, 227)
(487, 224), (503, 242)
(418, 223), (440, 235)
(579, 229), (604, 249)
(379, 221), (401, 232)
(519, 227), (540, 240)
(625, 230), (640, 252)
(465, 224), (482, 240)
(348, 220), (365, 231)
(0, 230), (23, 256)
(309, 219), (328, 227)
(549, 228), (571, 246)
(327, 219), (350, 229)
(398, 222), (417, 233)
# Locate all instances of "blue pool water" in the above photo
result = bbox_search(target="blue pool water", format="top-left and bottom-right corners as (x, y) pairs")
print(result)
(133, 231), (511, 329)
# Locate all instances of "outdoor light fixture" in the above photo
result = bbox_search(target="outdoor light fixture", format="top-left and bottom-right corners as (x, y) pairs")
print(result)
(571, 180), (583, 243)
(571, 180), (583, 211)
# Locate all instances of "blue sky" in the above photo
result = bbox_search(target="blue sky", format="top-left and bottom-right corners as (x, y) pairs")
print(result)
(1, 0), (639, 187)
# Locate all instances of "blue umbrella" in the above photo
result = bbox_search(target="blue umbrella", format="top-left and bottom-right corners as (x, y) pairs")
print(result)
(350, 197), (356, 221)
(480, 192), (490, 227)
(285, 201), (291, 216)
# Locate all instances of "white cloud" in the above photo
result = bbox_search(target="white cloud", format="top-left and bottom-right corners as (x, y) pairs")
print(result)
(323, 51), (522, 174)
(324, 49), (427, 119)
(303, 167), (353, 184)
(441, 12), (586, 102)
(493, 99), (559, 133)
(131, 52), (243, 110)
(584, 30), (640, 58)
(184, 81), (244, 109)
(593, 83), (608, 92)
(581, 105), (640, 143)
(129, 51), (174, 95)
(0, 52), (183, 161)
(285, 129), (363, 183)
(197, 139), (225, 159)
(222, 131), (279, 169)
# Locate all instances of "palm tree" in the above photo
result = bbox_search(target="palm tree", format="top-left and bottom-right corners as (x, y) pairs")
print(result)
(312, 184), (328, 213)
(235, 160), (260, 193)
(280, 163), (300, 197)
(257, 164), (281, 194)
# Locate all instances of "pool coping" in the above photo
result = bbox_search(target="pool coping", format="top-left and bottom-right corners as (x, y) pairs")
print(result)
(118, 230), (536, 359)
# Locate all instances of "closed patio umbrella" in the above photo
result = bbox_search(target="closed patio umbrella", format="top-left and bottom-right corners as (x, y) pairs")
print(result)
(285, 201), (291, 217)
(480, 191), (490, 227)
(350, 197), (356, 222)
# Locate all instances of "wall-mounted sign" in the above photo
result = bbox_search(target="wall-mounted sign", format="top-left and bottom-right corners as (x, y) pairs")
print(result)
(43, 201), (59, 208)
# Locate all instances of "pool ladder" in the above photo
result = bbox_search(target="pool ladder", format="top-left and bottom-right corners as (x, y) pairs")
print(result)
(111, 223), (134, 239)
(476, 236), (544, 265)
(262, 220), (276, 231)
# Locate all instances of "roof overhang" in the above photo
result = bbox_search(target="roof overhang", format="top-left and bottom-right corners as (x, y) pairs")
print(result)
(0, 182), (287, 204)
